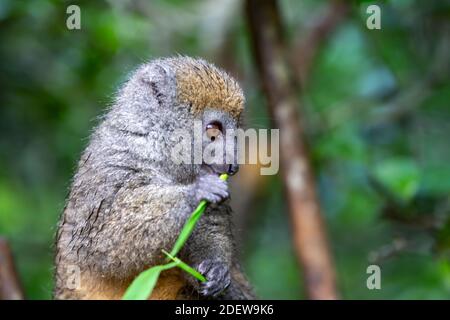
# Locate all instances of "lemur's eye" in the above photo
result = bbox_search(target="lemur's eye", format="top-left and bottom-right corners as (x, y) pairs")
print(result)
(206, 122), (223, 141)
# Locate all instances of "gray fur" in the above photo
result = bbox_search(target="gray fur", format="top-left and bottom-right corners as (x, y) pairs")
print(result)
(54, 57), (255, 300)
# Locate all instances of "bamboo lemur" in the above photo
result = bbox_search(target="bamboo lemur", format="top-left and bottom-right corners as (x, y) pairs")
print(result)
(54, 57), (255, 299)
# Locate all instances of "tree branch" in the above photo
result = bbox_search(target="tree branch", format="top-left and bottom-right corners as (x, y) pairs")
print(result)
(0, 238), (24, 300)
(292, 0), (350, 85)
(246, 0), (339, 299)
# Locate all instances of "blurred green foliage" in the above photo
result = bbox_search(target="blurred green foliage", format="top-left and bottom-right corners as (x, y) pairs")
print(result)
(0, 0), (449, 299)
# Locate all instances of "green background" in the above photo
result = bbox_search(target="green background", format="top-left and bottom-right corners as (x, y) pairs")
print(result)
(0, 0), (449, 299)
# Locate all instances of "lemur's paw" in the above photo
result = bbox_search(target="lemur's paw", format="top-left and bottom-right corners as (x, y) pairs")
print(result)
(195, 172), (229, 204)
(197, 259), (231, 297)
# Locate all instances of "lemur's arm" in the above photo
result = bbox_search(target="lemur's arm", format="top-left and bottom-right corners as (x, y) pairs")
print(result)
(84, 172), (229, 280)
(181, 202), (255, 299)
(181, 203), (233, 297)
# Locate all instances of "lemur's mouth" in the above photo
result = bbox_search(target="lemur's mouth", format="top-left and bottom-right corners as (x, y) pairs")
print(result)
(226, 164), (239, 175)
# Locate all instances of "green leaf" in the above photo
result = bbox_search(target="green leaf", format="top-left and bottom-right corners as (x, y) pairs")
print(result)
(373, 158), (420, 202)
(122, 262), (178, 300)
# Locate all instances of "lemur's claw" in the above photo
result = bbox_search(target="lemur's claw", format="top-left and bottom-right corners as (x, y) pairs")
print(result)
(197, 259), (231, 297)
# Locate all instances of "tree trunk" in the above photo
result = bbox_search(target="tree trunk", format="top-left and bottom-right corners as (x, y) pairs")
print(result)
(0, 238), (24, 300)
(246, 0), (339, 299)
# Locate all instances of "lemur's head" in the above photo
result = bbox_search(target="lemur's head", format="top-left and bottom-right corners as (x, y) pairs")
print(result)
(102, 57), (244, 180)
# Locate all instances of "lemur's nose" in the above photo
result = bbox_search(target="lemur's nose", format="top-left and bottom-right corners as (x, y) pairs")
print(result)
(227, 164), (239, 175)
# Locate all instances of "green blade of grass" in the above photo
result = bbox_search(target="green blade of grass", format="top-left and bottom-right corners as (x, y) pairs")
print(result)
(169, 173), (229, 258)
(163, 249), (206, 282)
(168, 200), (207, 258)
(122, 261), (178, 300)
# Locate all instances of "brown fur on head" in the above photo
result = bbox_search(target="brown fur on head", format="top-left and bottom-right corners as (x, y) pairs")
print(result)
(167, 57), (244, 119)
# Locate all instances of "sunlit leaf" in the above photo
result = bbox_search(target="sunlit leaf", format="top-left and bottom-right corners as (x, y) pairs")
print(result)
(373, 158), (420, 202)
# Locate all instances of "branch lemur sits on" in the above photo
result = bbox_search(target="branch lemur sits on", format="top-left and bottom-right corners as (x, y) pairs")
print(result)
(54, 57), (255, 300)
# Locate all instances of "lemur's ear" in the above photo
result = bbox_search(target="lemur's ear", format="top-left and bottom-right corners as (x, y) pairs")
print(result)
(139, 62), (177, 107)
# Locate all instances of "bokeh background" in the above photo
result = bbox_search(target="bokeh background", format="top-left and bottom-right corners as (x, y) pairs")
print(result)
(0, 0), (449, 299)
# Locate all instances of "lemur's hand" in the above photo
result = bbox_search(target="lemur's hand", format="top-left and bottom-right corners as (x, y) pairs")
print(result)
(196, 258), (231, 297)
(194, 168), (229, 204)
